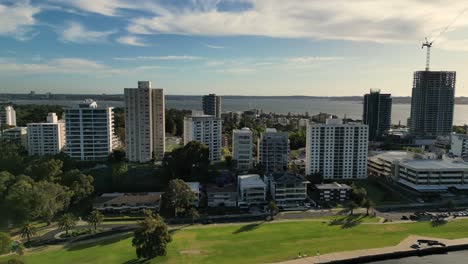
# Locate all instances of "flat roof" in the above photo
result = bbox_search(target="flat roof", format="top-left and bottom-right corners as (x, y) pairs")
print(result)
(315, 182), (352, 190)
(207, 184), (237, 193)
(238, 174), (266, 188)
(402, 159), (468, 170)
(369, 151), (408, 162)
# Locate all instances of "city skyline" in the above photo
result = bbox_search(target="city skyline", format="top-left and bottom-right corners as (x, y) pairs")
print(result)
(1, 1), (468, 96)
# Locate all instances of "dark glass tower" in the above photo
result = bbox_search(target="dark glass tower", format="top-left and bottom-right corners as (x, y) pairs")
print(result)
(363, 89), (392, 141)
(202, 94), (221, 118)
(409, 71), (455, 138)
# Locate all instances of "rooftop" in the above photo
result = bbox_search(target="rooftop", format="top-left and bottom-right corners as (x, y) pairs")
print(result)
(402, 158), (468, 170)
(315, 182), (352, 190)
(207, 184), (237, 193)
(94, 192), (163, 206)
(238, 174), (266, 188)
(269, 172), (309, 185)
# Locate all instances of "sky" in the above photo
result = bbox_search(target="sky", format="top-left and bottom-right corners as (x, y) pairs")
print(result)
(1, 0), (468, 96)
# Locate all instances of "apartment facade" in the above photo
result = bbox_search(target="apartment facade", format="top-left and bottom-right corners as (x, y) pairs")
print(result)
(124, 81), (165, 162)
(314, 182), (352, 202)
(64, 99), (116, 161)
(27, 113), (65, 156)
(305, 118), (368, 179)
(232, 127), (253, 171)
(409, 71), (456, 139)
(183, 114), (222, 161)
(363, 89), (392, 141)
(237, 174), (266, 208)
(258, 128), (290, 173)
(1, 127), (27, 147)
(451, 134), (468, 159)
(202, 94), (221, 118)
(207, 184), (237, 207)
(266, 172), (309, 210)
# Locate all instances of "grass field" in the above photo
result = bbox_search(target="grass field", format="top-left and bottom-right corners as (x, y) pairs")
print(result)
(3, 218), (468, 264)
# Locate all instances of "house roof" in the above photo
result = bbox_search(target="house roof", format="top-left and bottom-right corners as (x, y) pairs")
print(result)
(238, 174), (266, 188)
(315, 182), (352, 190)
(269, 172), (309, 185)
(207, 184), (237, 193)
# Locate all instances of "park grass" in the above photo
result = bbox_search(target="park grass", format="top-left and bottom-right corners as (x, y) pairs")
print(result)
(4, 219), (468, 264)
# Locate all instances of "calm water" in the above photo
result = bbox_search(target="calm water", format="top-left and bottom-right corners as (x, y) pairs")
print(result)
(370, 250), (468, 263)
(11, 98), (468, 125)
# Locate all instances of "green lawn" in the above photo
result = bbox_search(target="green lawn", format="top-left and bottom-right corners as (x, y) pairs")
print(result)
(4, 219), (468, 264)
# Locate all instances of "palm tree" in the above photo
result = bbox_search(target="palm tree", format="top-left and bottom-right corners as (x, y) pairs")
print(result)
(58, 213), (77, 235)
(87, 210), (104, 230)
(186, 208), (200, 224)
(346, 201), (358, 215)
(267, 201), (279, 219)
(361, 199), (375, 216)
(20, 223), (36, 243)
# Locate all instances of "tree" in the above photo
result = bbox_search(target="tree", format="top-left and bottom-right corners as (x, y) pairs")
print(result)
(32, 181), (72, 225)
(5, 176), (36, 221)
(0, 232), (11, 254)
(350, 184), (367, 204)
(289, 131), (306, 150)
(267, 201), (279, 219)
(346, 201), (358, 215)
(87, 210), (104, 230)
(132, 212), (172, 260)
(62, 170), (94, 204)
(444, 199), (456, 214)
(0, 141), (25, 175)
(58, 213), (77, 235)
(164, 179), (195, 217)
(108, 148), (126, 163)
(25, 158), (63, 182)
(186, 208), (200, 224)
(20, 223), (36, 243)
(0, 171), (15, 200)
(361, 199), (375, 216)
(162, 141), (210, 182)
(112, 162), (128, 189)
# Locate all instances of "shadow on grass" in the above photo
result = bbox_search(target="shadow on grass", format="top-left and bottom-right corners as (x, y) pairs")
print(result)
(122, 259), (151, 264)
(65, 233), (133, 251)
(431, 219), (448, 227)
(328, 214), (364, 229)
(232, 222), (263, 234)
(169, 224), (191, 235)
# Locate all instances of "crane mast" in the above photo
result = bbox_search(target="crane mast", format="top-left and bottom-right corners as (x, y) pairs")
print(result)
(421, 38), (432, 71)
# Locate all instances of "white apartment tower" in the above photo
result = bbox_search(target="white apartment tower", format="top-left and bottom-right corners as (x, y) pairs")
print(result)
(305, 118), (368, 179)
(233, 128), (253, 171)
(0, 105), (16, 127)
(64, 99), (116, 161)
(183, 114), (222, 161)
(258, 128), (290, 173)
(124, 81), (165, 162)
(27, 113), (65, 156)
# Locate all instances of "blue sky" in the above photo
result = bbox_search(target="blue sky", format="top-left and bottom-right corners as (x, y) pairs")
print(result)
(1, 0), (468, 96)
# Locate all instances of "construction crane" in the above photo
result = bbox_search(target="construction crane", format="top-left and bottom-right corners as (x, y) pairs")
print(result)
(421, 7), (468, 71)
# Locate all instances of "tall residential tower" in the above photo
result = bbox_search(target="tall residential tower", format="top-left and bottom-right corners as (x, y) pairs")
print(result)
(124, 81), (165, 162)
(202, 94), (221, 118)
(363, 89), (392, 141)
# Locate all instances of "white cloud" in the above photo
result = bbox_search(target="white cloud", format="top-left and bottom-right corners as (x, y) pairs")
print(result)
(58, 21), (116, 44)
(0, 1), (41, 41)
(113, 55), (202, 61)
(116, 35), (150, 46)
(47, 0), (135, 16)
(216, 67), (256, 74)
(205, 44), (226, 49)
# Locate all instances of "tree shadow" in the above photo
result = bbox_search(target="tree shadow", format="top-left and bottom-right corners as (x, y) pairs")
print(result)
(232, 222), (263, 234)
(431, 219), (448, 227)
(169, 224), (191, 235)
(328, 214), (364, 229)
(122, 259), (150, 264)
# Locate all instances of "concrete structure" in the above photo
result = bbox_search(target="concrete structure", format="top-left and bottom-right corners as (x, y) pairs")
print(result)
(93, 192), (163, 214)
(1, 127), (27, 147)
(314, 182), (352, 202)
(305, 118), (368, 180)
(206, 184), (237, 207)
(27, 113), (65, 156)
(124, 81), (165, 162)
(0, 105), (16, 127)
(237, 174), (267, 208)
(409, 71), (456, 139)
(186, 182), (201, 207)
(363, 89), (392, 141)
(64, 99), (116, 161)
(266, 172), (309, 210)
(451, 134), (468, 159)
(202, 94), (221, 118)
(258, 128), (290, 173)
(183, 114), (222, 161)
(232, 128), (253, 171)
(368, 151), (468, 192)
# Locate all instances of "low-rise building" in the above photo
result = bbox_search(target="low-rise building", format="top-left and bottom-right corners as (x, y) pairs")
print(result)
(368, 151), (468, 192)
(186, 182), (201, 207)
(237, 174), (267, 208)
(93, 192), (163, 214)
(206, 184), (237, 207)
(314, 182), (352, 202)
(266, 172), (309, 210)
(451, 134), (468, 159)
(1, 127), (27, 147)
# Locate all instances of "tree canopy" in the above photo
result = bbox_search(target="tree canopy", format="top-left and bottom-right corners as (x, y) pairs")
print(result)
(164, 179), (195, 217)
(132, 212), (172, 260)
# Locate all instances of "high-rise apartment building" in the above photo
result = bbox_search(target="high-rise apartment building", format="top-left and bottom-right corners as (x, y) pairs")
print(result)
(64, 99), (116, 161)
(124, 81), (165, 162)
(363, 89), (392, 141)
(0, 105), (16, 127)
(202, 94), (221, 118)
(258, 128), (290, 173)
(27, 113), (65, 156)
(409, 71), (455, 139)
(305, 118), (368, 179)
(232, 128), (253, 171)
(183, 114), (222, 161)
